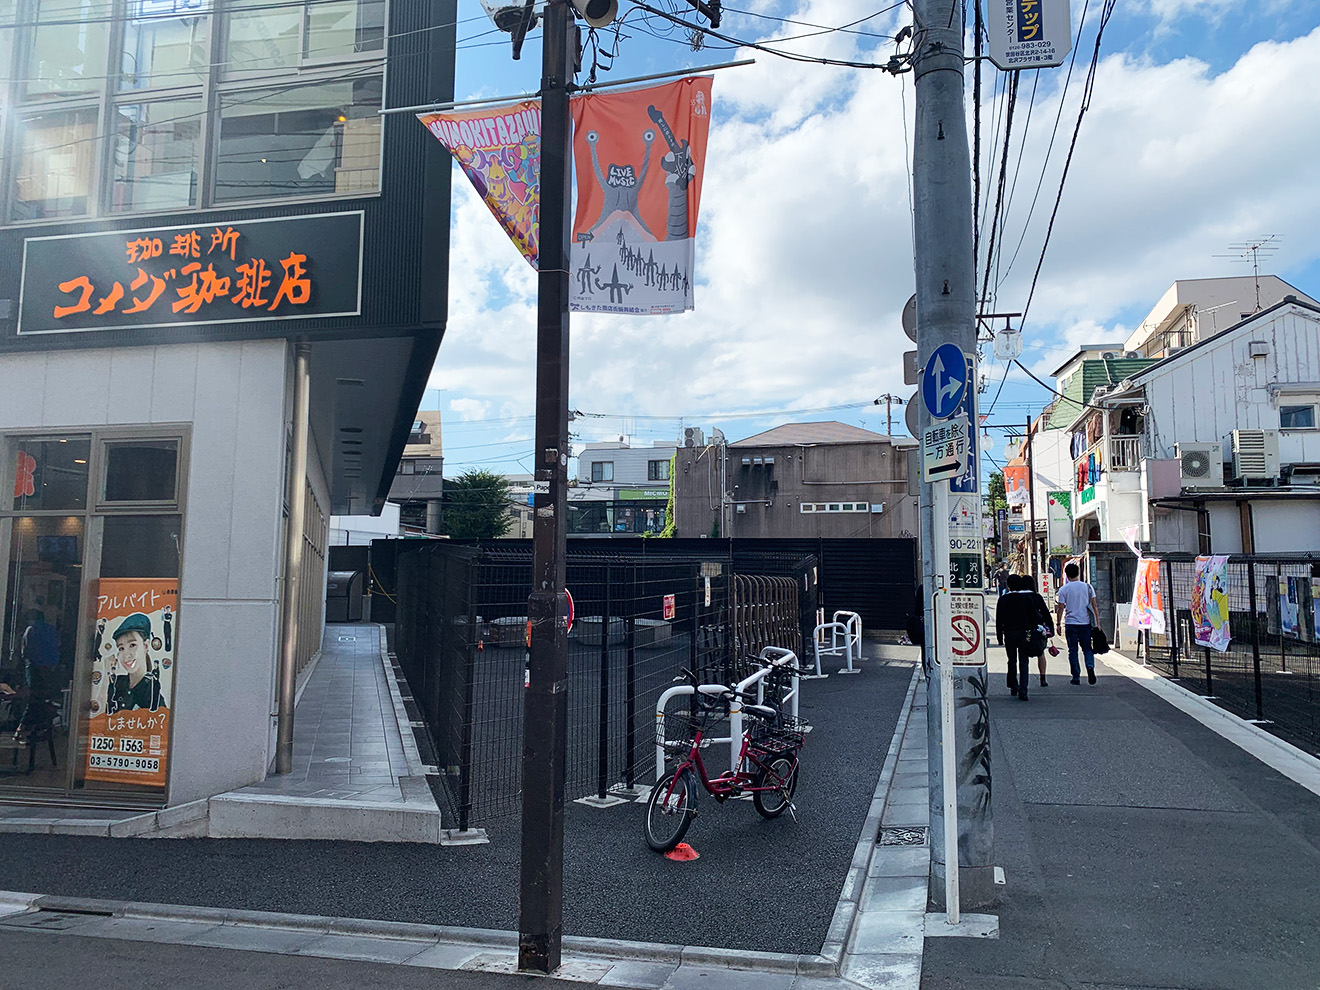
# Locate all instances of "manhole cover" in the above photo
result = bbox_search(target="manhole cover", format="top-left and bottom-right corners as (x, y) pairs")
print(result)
(877, 826), (928, 846)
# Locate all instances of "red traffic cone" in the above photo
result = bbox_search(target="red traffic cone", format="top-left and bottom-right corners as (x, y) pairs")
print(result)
(664, 842), (699, 862)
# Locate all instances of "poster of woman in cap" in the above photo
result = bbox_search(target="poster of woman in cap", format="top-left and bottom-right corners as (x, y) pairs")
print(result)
(84, 579), (177, 788)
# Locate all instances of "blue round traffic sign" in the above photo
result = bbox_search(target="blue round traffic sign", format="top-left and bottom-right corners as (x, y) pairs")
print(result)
(922, 343), (969, 420)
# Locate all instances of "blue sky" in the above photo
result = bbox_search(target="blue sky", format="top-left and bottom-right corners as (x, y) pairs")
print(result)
(425, 0), (1320, 479)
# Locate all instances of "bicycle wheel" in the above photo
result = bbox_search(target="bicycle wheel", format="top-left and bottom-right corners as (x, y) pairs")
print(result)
(645, 768), (697, 852)
(752, 755), (798, 819)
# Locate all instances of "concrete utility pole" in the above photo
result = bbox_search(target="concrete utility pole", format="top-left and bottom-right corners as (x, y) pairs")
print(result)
(912, 0), (994, 911)
(874, 393), (906, 437)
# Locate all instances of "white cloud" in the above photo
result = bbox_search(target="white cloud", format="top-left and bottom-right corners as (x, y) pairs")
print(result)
(437, 12), (1320, 469)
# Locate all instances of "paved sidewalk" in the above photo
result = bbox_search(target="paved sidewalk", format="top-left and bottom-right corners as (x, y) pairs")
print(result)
(922, 643), (1320, 990)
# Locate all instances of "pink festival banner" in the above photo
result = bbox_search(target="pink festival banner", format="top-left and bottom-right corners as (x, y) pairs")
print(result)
(418, 101), (541, 268)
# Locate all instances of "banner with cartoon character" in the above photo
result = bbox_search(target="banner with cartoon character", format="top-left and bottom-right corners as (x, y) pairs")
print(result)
(1191, 555), (1231, 652)
(1127, 557), (1166, 634)
(84, 579), (178, 787)
(418, 101), (541, 268)
(569, 77), (713, 315)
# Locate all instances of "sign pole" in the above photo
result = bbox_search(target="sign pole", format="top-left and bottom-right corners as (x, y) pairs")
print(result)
(933, 482), (960, 923)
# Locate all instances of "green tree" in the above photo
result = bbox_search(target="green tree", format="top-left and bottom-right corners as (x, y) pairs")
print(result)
(987, 471), (1007, 514)
(442, 469), (513, 539)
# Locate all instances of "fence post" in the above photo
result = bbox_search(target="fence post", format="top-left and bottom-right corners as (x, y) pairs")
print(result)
(1203, 644), (1214, 697)
(1165, 558), (1179, 678)
(1276, 564), (1288, 673)
(597, 564), (612, 801)
(625, 564), (637, 792)
(1247, 558), (1264, 720)
(459, 554), (477, 833)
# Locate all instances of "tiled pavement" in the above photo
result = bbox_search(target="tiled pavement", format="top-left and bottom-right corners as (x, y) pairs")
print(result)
(236, 623), (417, 805)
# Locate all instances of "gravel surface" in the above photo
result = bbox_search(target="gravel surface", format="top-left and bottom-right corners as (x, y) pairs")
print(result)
(0, 663), (912, 956)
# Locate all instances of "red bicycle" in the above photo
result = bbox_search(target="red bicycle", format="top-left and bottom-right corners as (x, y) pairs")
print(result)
(645, 672), (809, 853)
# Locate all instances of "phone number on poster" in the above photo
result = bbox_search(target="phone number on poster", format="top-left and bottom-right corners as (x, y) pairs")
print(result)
(88, 754), (160, 773)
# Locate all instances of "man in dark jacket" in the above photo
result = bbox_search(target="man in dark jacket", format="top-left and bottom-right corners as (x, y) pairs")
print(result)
(995, 574), (1054, 700)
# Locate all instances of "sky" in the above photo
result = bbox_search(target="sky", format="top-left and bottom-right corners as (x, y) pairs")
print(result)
(422, 0), (1320, 480)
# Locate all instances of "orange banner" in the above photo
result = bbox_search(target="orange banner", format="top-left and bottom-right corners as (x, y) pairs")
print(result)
(570, 77), (713, 314)
(85, 579), (178, 787)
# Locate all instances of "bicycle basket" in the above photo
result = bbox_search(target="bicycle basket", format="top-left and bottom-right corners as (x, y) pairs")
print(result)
(658, 701), (725, 753)
(748, 713), (809, 753)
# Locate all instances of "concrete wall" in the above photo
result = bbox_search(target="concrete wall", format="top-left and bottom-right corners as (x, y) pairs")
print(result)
(674, 441), (918, 539)
(0, 339), (289, 805)
(1252, 501), (1320, 553)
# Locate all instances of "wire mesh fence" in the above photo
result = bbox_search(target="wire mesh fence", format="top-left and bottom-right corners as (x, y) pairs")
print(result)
(1139, 553), (1320, 755)
(390, 542), (817, 830)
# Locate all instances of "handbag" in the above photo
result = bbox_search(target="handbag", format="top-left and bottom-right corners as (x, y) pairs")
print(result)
(1028, 625), (1049, 655)
(1091, 625), (1110, 655)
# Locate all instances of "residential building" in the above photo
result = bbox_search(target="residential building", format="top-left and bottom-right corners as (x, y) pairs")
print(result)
(388, 411), (445, 534)
(1123, 276), (1318, 359)
(0, 0), (456, 812)
(673, 422), (917, 539)
(570, 440), (675, 536)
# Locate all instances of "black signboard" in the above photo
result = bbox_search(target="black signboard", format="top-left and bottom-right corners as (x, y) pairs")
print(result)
(18, 211), (363, 335)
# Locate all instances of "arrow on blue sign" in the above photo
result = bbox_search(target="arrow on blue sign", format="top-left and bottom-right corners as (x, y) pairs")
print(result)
(922, 343), (969, 420)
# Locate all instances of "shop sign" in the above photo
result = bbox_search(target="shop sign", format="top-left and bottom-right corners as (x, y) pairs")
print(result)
(619, 489), (669, 500)
(19, 212), (363, 335)
(86, 579), (179, 788)
(1080, 485), (1096, 504)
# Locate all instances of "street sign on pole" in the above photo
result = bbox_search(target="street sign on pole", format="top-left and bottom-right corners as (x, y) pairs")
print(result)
(922, 343), (969, 420)
(947, 592), (987, 665)
(923, 418), (968, 483)
(986, 0), (1072, 70)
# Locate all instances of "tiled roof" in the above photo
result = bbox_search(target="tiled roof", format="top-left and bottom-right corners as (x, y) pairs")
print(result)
(1043, 358), (1158, 430)
(733, 421), (895, 446)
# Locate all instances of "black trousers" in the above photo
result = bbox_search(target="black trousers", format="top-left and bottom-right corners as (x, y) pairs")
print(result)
(1004, 634), (1031, 696)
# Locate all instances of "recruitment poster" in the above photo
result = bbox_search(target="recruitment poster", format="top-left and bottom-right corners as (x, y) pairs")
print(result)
(569, 77), (713, 315)
(417, 101), (541, 268)
(1127, 557), (1166, 634)
(85, 578), (178, 787)
(1191, 555), (1231, 652)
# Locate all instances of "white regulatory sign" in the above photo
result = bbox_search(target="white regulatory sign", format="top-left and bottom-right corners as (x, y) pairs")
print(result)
(948, 591), (986, 666)
(922, 418), (968, 483)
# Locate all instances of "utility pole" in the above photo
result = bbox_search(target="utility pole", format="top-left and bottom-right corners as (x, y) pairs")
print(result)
(519, 0), (574, 973)
(1026, 413), (1038, 580)
(874, 393), (906, 437)
(913, 0), (994, 913)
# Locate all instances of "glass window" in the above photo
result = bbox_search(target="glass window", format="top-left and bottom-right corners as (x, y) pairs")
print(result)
(6, 438), (91, 512)
(24, 0), (113, 99)
(647, 459), (670, 482)
(214, 76), (382, 202)
(110, 100), (202, 212)
(1280, 404), (1317, 430)
(0, 0), (15, 102)
(11, 108), (99, 221)
(305, 0), (384, 60)
(0, 516), (84, 792)
(120, 0), (210, 90)
(101, 515), (182, 577)
(103, 440), (179, 503)
(591, 461), (614, 482)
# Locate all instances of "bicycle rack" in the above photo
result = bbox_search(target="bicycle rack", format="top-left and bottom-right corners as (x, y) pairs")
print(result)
(654, 647), (802, 780)
(812, 610), (862, 675)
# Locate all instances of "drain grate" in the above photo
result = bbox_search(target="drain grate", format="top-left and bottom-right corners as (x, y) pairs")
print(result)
(877, 826), (928, 846)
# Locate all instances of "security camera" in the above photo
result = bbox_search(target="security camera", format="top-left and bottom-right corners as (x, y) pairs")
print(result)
(572, 0), (617, 27)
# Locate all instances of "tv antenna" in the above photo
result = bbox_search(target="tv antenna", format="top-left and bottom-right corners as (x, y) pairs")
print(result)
(1214, 235), (1281, 313)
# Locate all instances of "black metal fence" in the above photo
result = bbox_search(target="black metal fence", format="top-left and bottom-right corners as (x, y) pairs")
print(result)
(1139, 554), (1320, 755)
(389, 542), (817, 829)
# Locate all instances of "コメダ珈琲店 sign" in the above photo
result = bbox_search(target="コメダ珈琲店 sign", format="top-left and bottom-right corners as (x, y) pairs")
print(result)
(18, 212), (363, 335)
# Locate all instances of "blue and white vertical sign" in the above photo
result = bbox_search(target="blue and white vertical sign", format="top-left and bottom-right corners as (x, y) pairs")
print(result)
(949, 354), (979, 494)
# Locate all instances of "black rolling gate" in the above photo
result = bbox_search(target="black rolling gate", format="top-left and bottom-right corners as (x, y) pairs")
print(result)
(389, 542), (819, 830)
(1138, 553), (1320, 755)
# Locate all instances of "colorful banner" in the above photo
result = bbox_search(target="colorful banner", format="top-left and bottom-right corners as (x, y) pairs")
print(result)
(418, 101), (541, 268)
(569, 77), (713, 315)
(1046, 490), (1070, 547)
(1191, 555), (1231, 652)
(1128, 557), (1166, 634)
(85, 579), (178, 787)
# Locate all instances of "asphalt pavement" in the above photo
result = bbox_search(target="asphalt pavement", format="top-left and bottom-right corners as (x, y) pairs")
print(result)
(921, 645), (1320, 990)
(0, 660), (912, 957)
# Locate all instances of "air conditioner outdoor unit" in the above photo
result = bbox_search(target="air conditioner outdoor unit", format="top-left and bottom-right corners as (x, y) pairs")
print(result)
(1228, 429), (1280, 481)
(683, 427), (704, 448)
(1100, 351), (1117, 359)
(1177, 442), (1223, 489)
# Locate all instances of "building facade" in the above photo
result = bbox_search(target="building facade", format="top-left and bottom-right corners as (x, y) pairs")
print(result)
(570, 440), (674, 536)
(0, 0), (456, 810)
(673, 423), (918, 540)
(387, 410), (444, 533)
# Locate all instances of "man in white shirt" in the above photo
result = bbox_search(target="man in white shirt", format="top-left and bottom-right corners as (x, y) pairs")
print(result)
(1054, 561), (1100, 685)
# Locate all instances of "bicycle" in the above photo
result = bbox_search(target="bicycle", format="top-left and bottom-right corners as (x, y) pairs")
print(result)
(645, 668), (810, 853)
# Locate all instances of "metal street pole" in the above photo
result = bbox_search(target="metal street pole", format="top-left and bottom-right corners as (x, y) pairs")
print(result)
(519, 0), (574, 972)
(913, 0), (994, 914)
(1026, 413), (1038, 580)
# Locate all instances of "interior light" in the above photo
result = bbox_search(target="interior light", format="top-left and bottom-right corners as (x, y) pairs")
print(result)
(337, 115), (347, 122)
(260, 157), (267, 163)
(74, 459), (87, 464)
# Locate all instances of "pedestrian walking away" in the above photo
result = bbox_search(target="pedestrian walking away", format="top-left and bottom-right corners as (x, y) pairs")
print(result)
(995, 574), (1054, 700)
(1054, 562), (1100, 685)
(1017, 573), (1055, 688)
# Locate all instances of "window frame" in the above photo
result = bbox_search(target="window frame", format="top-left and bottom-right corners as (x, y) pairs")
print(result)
(591, 461), (614, 483)
(1279, 402), (1319, 431)
(647, 459), (670, 482)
